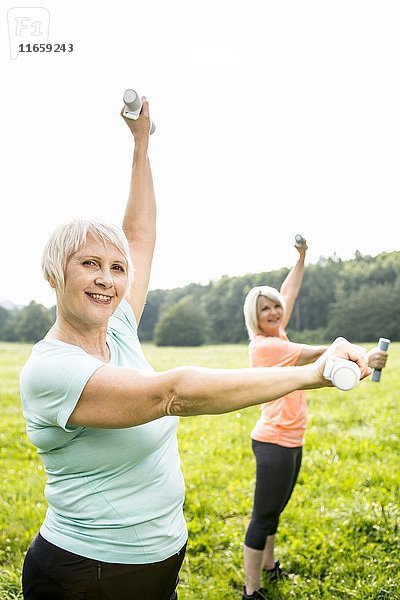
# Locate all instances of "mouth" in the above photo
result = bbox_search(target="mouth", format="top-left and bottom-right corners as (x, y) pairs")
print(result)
(85, 292), (113, 304)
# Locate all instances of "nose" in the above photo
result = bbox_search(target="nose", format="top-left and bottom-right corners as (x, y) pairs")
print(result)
(95, 268), (113, 288)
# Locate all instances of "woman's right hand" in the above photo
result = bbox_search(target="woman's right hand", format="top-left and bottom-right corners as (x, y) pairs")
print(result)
(312, 337), (372, 387)
(295, 238), (308, 257)
(121, 96), (152, 143)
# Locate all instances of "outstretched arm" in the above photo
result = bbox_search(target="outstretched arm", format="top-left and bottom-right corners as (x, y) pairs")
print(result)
(296, 341), (389, 368)
(296, 343), (329, 365)
(121, 98), (156, 324)
(280, 240), (308, 328)
(69, 338), (371, 429)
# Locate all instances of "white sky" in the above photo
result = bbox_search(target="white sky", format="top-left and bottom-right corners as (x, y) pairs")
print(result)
(1, 1), (399, 307)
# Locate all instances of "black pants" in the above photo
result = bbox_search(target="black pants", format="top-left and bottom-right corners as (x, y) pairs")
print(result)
(22, 533), (186, 600)
(245, 440), (303, 550)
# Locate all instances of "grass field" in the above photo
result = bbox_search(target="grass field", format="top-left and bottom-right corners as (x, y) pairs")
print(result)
(0, 341), (399, 599)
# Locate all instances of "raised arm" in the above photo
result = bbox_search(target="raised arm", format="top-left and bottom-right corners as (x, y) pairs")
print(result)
(280, 240), (308, 328)
(68, 338), (371, 429)
(121, 98), (156, 324)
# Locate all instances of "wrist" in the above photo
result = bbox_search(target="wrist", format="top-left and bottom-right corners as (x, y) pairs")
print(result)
(132, 141), (149, 164)
(133, 138), (149, 151)
(299, 365), (321, 390)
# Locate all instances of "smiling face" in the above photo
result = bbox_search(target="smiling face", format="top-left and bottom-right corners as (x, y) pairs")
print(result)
(256, 294), (284, 336)
(57, 234), (128, 330)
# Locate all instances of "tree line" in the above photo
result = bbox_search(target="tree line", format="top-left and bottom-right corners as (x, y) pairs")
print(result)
(1, 250), (399, 345)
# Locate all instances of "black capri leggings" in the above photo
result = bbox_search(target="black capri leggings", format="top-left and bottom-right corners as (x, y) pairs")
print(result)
(22, 533), (186, 600)
(245, 440), (303, 550)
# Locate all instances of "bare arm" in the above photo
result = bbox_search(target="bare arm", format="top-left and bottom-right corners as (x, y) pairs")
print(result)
(69, 338), (371, 429)
(280, 241), (308, 328)
(121, 98), (156, 324)
(296, 344), (329, 366)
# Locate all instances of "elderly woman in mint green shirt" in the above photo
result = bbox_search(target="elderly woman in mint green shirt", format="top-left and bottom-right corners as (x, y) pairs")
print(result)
(20, 98), (371, 600)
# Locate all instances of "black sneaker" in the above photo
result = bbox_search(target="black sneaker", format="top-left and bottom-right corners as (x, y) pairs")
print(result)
(242, 587), (270, 599)
(263, 560), (289, 581)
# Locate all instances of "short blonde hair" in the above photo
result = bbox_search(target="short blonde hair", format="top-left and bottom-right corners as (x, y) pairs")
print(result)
(243, 285), (286, 340)
(42, 219), (134, 294)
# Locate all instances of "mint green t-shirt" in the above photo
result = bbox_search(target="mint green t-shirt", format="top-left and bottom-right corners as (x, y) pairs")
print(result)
(20, 300), (187, 564)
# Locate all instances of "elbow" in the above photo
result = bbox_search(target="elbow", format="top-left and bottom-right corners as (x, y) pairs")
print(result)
(165, 393), (188, 417)
(161, 367), (194, 417)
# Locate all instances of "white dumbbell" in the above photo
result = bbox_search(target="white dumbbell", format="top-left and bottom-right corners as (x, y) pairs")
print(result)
(323, 357), (361, 391)
(123, 89), (156, 134)
(294, 234), (306, 248)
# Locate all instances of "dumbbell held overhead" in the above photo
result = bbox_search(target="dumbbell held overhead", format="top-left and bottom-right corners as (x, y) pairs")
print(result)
(123, 89), (156, 134)
(294, 234), (306, 248)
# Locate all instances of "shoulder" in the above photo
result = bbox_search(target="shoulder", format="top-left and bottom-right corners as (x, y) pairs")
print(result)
(20, 340), (105, 429)
(20, 339), (104, 397)
(250, 332), (302, 367)
(249, 335), (284, 364)
(250, 334), (287, 349)
(21, 339), (102, 383)
(109, 299), (138, 337)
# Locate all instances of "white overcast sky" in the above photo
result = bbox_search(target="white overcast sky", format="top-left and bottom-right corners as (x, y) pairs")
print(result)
(1, 1), (399, 307)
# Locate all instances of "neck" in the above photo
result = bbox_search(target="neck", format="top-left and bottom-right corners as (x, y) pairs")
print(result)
(260, 326), (280, 337)
(47, 315), (110, 362)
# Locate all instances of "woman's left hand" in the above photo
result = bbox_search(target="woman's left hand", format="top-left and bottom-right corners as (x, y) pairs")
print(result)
(367, 348), (388, 370)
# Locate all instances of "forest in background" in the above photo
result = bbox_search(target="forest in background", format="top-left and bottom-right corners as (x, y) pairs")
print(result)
(1, 250), (399, 345)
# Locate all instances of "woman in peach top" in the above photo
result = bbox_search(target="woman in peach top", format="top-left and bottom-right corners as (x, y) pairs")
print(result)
(241, 240), (387, 600)
(241, 240), (327, 600)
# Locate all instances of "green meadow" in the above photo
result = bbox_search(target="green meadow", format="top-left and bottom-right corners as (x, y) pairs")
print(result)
(0, 342), (399, 599)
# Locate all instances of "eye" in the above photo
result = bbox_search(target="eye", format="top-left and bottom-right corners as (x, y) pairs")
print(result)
(112, 264), (125, 272)
(82, 260), (97, 267)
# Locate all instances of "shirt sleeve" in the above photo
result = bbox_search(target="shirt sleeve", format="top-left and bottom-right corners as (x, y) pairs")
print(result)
(109, 299), (138, 337)
(250, 335), (303, 368)
(20, 344), (105, 431)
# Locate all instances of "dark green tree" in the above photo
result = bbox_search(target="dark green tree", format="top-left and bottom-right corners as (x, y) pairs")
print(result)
(5, 250), (398, 344)
(154, 296), (206, 346)
(14, 301), (54, 343)
(327, 280), (400, 342)
(293, 256), (343, 331)
(201, 276), (246, 343)
(138, 290), (166, 341)
(0, 306), (13, 340)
